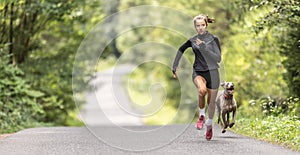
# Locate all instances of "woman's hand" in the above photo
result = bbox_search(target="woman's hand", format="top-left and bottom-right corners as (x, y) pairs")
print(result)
(172, 69), (178, 79)
(196, 38), (206, 50)
(196, 38), (204, 45)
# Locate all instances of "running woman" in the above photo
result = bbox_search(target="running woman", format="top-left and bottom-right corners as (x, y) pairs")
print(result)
(172, 14), (221, 140)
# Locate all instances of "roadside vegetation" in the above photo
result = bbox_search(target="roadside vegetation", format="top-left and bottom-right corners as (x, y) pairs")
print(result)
(231, 97), (299, 151)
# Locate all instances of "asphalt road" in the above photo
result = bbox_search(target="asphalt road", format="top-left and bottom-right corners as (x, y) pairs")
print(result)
(0, 64), (299, 155)
(0, 125), (298, 155)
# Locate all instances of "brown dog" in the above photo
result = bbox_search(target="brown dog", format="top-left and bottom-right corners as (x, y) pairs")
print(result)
(216, 81), (237, 133)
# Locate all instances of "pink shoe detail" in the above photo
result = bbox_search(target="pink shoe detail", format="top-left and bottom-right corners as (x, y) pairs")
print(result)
(196, 115), (205, 130)
(206, 125), (213, 140)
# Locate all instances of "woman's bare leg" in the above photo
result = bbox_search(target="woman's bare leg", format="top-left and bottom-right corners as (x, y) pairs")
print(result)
(194, 76), (207, 129)
(206, 88), (218, 120)
(205, 88), (218, 140)
(193, 76), (207, 109)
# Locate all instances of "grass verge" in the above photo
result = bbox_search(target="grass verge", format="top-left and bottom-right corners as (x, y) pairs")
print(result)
(230, 115), (300, 151)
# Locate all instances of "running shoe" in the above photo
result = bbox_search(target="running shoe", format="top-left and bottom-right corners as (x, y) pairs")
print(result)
(196, 115), (205, 130)
(206, 125), (213, 140)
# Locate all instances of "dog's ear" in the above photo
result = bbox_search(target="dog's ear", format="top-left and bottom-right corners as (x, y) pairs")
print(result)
(220, 81), (226, 87)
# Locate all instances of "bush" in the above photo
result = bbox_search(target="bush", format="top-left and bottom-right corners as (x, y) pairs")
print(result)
(21, 51), (82, 126)
(0, 51), (46, 133)
(257, 96), (299, 117)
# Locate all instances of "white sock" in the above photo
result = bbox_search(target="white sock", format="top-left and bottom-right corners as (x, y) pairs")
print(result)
(199, 108), (205, 116)
(206, 119), (213, 126)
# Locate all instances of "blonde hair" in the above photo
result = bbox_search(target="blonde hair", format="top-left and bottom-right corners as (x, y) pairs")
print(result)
(193, 14), (215, 26)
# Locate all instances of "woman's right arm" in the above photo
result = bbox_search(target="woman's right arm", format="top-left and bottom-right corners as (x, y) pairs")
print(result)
(172, 40), (191, 76)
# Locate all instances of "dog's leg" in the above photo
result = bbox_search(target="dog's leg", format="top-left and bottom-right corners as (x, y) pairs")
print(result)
(229, 107), (236, 128)
(222, 110), (228, 128)
(217, 111), (221, 125)
(218, 112), (225, 131)
(216, 100), (221, 125)
(226, 112), (230, 125)
(221, 109), (228, 133)
(217, 104), (225, 133)
(219, 112), (225, 133)
(229, 100), (237, 128)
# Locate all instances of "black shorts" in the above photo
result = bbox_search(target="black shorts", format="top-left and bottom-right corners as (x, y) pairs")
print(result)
(192, 69), (220, 89)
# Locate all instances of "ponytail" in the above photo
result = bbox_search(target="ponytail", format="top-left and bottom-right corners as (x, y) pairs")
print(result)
(193, 14), (215, 26)
(207, 17), (215, 23)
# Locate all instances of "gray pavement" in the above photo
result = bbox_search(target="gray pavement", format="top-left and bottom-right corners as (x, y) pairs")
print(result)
(0, 125), (298, 155)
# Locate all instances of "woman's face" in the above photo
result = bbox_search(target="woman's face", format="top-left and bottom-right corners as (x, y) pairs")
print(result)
(194, 19), (207, 35)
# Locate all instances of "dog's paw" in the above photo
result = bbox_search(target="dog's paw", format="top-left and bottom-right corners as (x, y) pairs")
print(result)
(229, 122), (235, 128)
(224, 124), (228, 129)
(222, 129), (226, 133)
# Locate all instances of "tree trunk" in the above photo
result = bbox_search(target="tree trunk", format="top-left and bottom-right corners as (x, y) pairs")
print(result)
(9, 2), (14, 64)
(103, 0), (121, 58)
(1, 4), (8, 43)
(111, 38), (121, 58)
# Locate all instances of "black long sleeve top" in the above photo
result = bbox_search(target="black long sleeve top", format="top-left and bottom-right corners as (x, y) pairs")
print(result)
(172, 31), (221, 72)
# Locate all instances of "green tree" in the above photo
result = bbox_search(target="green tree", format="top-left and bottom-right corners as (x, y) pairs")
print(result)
(232, 0), (300, 97)
(0, 0), (81, 64)
(19, 0), (86, 125)
(254, 0), (300, 97)
(1, 0), (86, 125)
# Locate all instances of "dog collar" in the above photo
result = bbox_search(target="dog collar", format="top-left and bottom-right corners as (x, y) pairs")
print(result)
(224, 94), (233, 100)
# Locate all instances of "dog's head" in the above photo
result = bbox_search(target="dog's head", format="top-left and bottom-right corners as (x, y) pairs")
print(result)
(221, 81), (235, 95)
